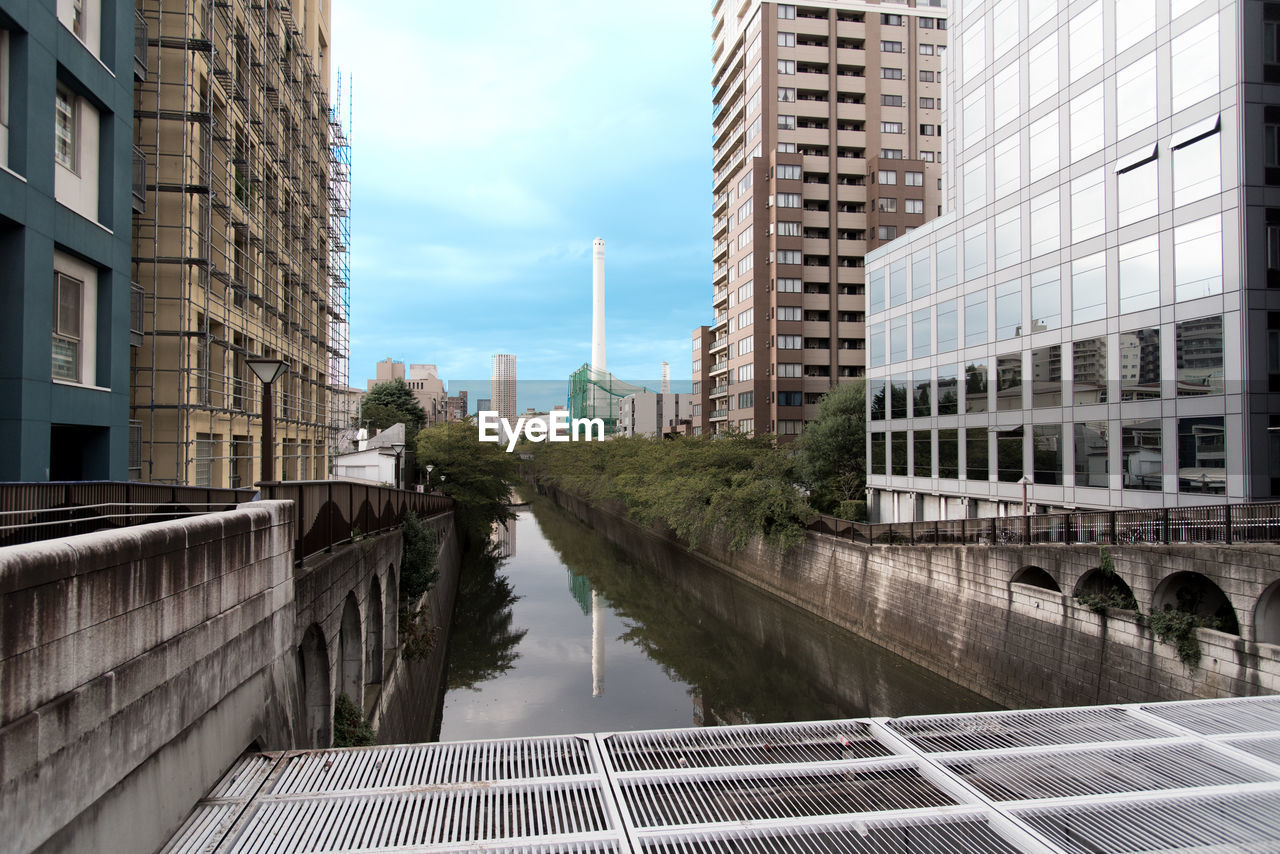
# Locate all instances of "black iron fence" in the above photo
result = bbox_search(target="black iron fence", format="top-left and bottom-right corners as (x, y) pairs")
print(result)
(807, 502), (1280, 547)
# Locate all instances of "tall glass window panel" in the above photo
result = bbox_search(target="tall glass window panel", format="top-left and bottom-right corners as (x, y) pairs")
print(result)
(871, 431), (887, 475)
(870, 378), (887, 420)
(1116, 0), (1157, 54)
(936, 238), (958, 289)
(1177, 416), (1225, 495)
(993, 63), (1020, 131)
(1122, 418), (1163, 490)
(913, 369), (931, 417)
(892, 431), (908, 476)
(1171, 0), (1203, 17)
(1176, 315), (1225, 396)
(962, 17), (986, 84)
(1029, 112), (1060, 182)
(965, 292), (988, 347)
(995, 279), (1022, 339)
(965, 359), (989, 413)
(1034, 425), (1063, 485)
(937, 299), (959, 351)
(1073, 337), (1109, 404)
(994, 209), (1020, 270)
(869, 268), (886, 313)
(963, 156), (987, 214)
(1070, 169), (1106, 244)
(1069, 85), (1104, 162)
(912, 251), (931, 299)
(992, 0), (1018, 52)
(869, 321), (886, 367)
(994, 135), (1021, 200)
(1028, 34), (1059, 106)
(891, 375), (909, 419)
(964, 226), (987, 281)
(966, 427), (990, 481)
(1069, 2), (1103, 81)
(1173, 129), (1221, 208)
(1032, 344), (1062, 406)
(1031, 268), (1061, 332)
(1071, 252), (1107, 324)
(1171, 17), (1218, 113)
(1119, 328), (1161, 401)
(937, 365), (959, 415)
(913, 430), (932, 477)
(912, 308), (931, 358)
(1115, 54), (1158, 140)
(1028, 0), (1056, 32)
(1174, 215), (1223, 302)
(996, 353), (1023, 411)
(1117, 155), (1159, 226)
(889, 258), (908, 306)
(1030, 191), (1060, 257)
(939, 429), (959, 479)
(1119, 235), (1159, 313)
(1074, 422), (1110, 487)
(962, 90), (987, 151)
(890, 315), (908, 362)
(997, 427), (1025, 483)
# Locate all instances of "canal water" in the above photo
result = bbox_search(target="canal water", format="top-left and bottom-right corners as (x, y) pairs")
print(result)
(436, 495), (999, 742)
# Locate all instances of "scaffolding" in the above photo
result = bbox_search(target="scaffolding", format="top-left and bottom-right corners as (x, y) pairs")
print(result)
(567, 364), (651, 435)
(326, 72), (353, 447)
(132, 0), (342, 487)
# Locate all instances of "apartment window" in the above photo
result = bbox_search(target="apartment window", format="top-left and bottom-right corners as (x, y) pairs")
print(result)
(1119, 235), (1160, 312)
(1176, 316), (1225, 396)
(919, 17), (935, 29)
(904, 199), (923, 214)
(920, 44), (934, 55)
(778, 4), (795, 19)
(737, 336), (754, 356)
(777, 363), (800, 378)
(882, 41), (903, 53)
(1178, 417), (1225, 494)
(746, 116), (761, 142)
(778, 335), (802, 349)
(920, 124), (937, 136)
(966, 427), (989, 480)
(1175, 215), (1223, 301)
(778, 114), (796, 130)
(1171, 17), (1218, 112)
(778, 142), (796, 153)
(776, 164), (801, 181)
(919, 70), (935, 82)
(777, 192), (801, 207)
(738, 391), (755, 408)
(1073, 337), (1108, 404)
(881, 121), (903, 134)
(55, 86), (77, 171)
(877, 226), (897, 240)
(778, 87), (796, 102)
(778, 59), (795, 74)
(902, 171), (922, 188)
(937, 300), (958, 352)
(52, 273), (83, 382)
(878, 169), (897, 185)
(777, 249), (802, 264)
(737, 253), (754, 274)
(882, 13), (903, 25)
(777, 221), (801, 236)
(1122, 419), (1162, 490)
(1032, 345), (1062, 407)
(1074, 422), (1109, 487)
(778, 31), (796, 47)
(778, 391), (801, 407)
(1030, 269), (1061, 332)
(779, 420), (803, 435)
(881, 68), (903, 80)
(965, 292), (988, 347)
(920, 97), (935, 109)
(777, 277), (801, 292)
(738, 364), (754, 381)
(737, 282), (751, 301)
(778, 306), (801, 321)
(881, 148), (903, 159)
(1116, 54), (1158, 140)
(737, 307), (754, 327)
(882, 94), (904, 107)
(1173, 121), (1221, 207)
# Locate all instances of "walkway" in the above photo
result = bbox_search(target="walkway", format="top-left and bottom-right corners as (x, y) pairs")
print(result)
(162, 695), (1280, 853)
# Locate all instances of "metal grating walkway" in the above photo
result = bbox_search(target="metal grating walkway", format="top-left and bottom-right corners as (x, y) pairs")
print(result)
(163, 697), (1280, 853)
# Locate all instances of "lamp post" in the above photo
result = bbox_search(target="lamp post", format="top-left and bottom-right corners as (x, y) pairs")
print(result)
(1019, 475), (1032, 544)
(391, 441), (405, 491)
(424, 464), (434, 491)
(246, 358), (287, 484)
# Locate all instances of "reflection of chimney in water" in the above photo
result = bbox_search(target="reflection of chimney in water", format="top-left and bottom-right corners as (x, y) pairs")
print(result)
(591, 590), (605, 698)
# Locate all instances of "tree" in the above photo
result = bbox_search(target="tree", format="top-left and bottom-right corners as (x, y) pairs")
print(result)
(796, 379), (866, 519)
(415, 420), (517, 550)
(362, 378), (427, 437)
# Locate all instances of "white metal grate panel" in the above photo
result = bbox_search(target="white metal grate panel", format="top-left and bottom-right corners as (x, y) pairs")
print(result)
(161, 753), (284, 854)
(1139, 695), (1280, 736)
(886, 706), (1166, 752)
(941, 741), (1280, 801)
(1225, 735), (1280, 767)
(603, 720), (890, 772)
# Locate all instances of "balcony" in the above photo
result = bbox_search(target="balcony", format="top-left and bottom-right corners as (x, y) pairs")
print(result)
(709, 409), (730, 421)
(713, 287), (729, 307)
(713, 265), (729, 285)
(134, 11), (148, 81)
(132, 146), (147, 213)
(709, 383), (730, 398)
(709, 359), (731, 377)
(130, 283), (144, 347)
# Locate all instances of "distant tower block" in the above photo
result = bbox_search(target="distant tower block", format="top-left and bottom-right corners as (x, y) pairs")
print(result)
(661, 361), (670, 395)
(592, 238), (606, 372)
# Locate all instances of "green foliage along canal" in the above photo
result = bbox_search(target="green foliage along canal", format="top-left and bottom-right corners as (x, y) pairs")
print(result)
(437, 494), (998, 741)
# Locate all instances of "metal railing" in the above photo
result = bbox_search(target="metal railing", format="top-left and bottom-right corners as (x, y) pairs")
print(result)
(807, 501), (1280, 548)
(259, 481), (452, 564)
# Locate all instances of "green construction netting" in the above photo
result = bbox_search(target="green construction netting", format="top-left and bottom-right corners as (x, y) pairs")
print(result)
(567, 364), (651, 433)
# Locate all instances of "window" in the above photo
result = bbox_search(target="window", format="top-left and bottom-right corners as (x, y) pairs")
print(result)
(778, 391), (801, 407)
(1119, 328), (1161, 400)
(1029, 190), (1060, 257)
(737, 253), (754, 274)
(904, 171), (923, 187)
(920, 44), (934, 55)
(913, 430), (932, 476)
(963, 226), (986, 280)
(881, 148), (903, 159)
(939, 429), (959, 478)
(937, 300), (958, 352)
(778, 306), (801, 321)
(778, 87), (796, 102)
(882, 13), (903, 25)
(911, 309), (931, 358)
(890, 316), (907, 360)
(777, 277), (801, 293)
(778, 31), (796, 47)
(966, 427), (989, 480)
(962, 91), (986, 150)
(877, 225), (898, 240)
(1119, 236), (1159, 313)
(997, 426), (1024, 482)
(1072, 252), (1107, 324)
(965, 359), (988, 412)
(1028, 112), (1059, 182)
(920, 124), (937, 136)
(739, 391), (755, 408)
(778, 4), (795, 19)
(913, 370), (931, 417)
(778, 335), (801, 349)
(1173, 122), (1221, 207)
(1069, 1), (1103, 80)
(904, 199), (923, 214)
(1074, 422), (1109, 487)
(870, 432), (886, 473)
(994, 209), (1019, 270)
(737, 307), (754, 327)
(778, 114), (796, 130)
(997, 354), (1023, 411)
(881, 67), (903, 80)
(1032, 345), (1062, 407)
(878, 169), (897, 185)
(778, 59), (796, 74)
(878, 197), (898, 213)
(776, 164), (801, 180)
(881, 94), (903, 107)
(1070, 169), (1105, 243)
(938, 366), (959, 416)
(882, 40), (903, 53)
(1175, 216), (1223, 301)
(776, 192), (801, 207)
(737, 336), (754, 356)
(881, 121), (903, 134)
(995, 280), (1021, 340)
(920, 70), (935, 82)
(1116, 0), (1156, 54)
(1031, 268), (1061, 331)
(52, 272), (83, 382)
(962, 17), (986, 83)
(1116, 54), (1157, 140)
(1070, 85), (1104, 162)
(776, 249), (801, 264)
(777, 221), (801, 236)
(738, 364), (754, 382)
(963, 157), (986, 213)
(1176, 316), (1225, 396)
(777, 363), (800, 378)
(1178, 416), (1225, 494)
(1073, 337), (1108, 404)
(1122, 419), (1162, 490)
(55, 86), (77, 171)
(1117, 151), (1158, 226)
(777, 142), (796, 154)
(1171, 17), (1218, 112)
(920, 17), (935, 29)
(892, 431), (908, 475)
(911, 252), (930, 299)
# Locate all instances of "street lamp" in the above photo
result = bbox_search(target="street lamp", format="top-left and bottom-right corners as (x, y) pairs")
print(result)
(424, 464), (434, 491)
(391, 441), (405, 490)
(246, 357), (287, 484)
(1018, 475), (1033, 545)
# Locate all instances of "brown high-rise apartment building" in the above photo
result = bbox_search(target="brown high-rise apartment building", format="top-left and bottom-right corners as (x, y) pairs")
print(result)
(691, 0), (946, 438)
(131, 0), (346, 486)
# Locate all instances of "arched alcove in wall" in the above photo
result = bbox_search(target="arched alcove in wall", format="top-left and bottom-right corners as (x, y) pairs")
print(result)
(1011, 565), (1061, 592)
(298, 623), (330, 748)
(1152, 571), (1240, 635)
(366, 575), (384, 685)
(338, 592), (363, 703)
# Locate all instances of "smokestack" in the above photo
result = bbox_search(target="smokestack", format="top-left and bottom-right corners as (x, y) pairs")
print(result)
(592, 238), (605, 372)
(661, 361), (670, 394)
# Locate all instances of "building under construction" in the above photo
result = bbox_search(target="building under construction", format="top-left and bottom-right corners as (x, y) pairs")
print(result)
(131, 0), (347, 487)
(567, 364), (651, 435)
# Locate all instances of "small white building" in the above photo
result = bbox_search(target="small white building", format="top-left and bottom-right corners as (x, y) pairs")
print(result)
(616, 393), (691, 438)
(331, 423), (408, 485)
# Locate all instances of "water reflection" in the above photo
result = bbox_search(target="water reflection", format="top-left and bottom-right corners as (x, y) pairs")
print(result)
(445, 549), (526, 693)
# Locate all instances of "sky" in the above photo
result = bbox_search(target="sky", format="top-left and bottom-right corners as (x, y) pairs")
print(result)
(331, 0), (712, 393)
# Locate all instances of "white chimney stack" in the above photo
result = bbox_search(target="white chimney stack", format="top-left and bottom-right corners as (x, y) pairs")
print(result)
(661, 361), (670, 394)
(592, 238), (606, 372)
